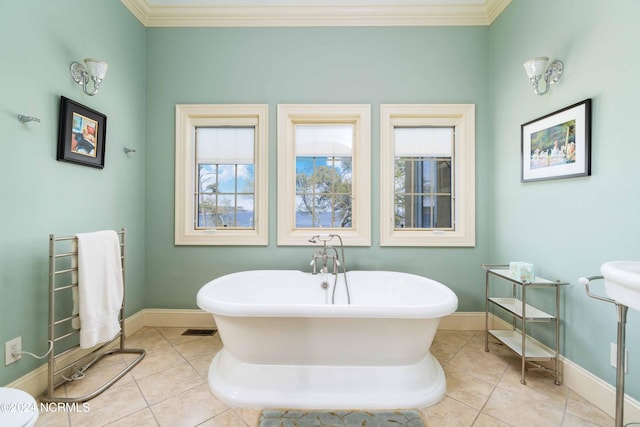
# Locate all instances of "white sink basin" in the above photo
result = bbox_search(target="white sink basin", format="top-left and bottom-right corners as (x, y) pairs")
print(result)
(601, 261), (640, 311)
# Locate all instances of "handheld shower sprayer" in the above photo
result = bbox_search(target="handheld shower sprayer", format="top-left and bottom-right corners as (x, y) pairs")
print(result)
(308, 234), (336, 244)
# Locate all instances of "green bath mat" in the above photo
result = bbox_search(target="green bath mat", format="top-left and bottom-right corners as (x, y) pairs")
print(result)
(258, 410), (426, 427)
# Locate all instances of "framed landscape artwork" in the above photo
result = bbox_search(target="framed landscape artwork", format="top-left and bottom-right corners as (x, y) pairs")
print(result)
(521, 99), (592, 183)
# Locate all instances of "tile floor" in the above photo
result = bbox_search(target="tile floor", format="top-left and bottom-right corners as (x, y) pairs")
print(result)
(35, 328), (614, 427)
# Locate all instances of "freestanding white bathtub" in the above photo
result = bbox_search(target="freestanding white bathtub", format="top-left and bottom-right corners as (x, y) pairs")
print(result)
(196, 270), (458, 409)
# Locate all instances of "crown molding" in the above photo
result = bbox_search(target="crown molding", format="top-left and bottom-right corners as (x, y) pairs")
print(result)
(120, 0), (511, 27)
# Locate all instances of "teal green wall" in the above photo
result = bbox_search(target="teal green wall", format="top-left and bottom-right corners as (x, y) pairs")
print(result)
(144, 26), (492, 312)
(0, 1), (146, 385)
(490, 0), (640, 398)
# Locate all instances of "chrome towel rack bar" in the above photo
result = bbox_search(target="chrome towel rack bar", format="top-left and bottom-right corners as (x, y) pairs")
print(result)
(41, 227), (145, 403)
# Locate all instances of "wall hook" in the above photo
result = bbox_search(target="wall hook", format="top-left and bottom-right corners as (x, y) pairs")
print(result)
(123, 147), (136, 154)
(18, 115), (41, 124)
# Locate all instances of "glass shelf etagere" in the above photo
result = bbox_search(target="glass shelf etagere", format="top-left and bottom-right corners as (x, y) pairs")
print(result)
(482, 264), (569, 385)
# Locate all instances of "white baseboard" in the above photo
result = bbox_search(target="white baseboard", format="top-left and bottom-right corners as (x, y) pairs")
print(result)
(440, 311), (484, 330)
(6, 309), (639, 423)
(142, 308), (215, 328)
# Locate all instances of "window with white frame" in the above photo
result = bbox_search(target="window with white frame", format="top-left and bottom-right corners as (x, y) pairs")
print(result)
(277, 104), (371, 246)
(380, 104), (475, 247)
(175, 104), (268, 245)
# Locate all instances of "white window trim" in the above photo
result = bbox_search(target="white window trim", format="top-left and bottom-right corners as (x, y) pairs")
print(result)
(277, 104), (371, 246)
(175, 104), (268, 246)
(380, 104), (475, 247)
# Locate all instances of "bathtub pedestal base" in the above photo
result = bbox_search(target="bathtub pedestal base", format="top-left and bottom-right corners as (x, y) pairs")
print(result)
(207, 348), (446, 410)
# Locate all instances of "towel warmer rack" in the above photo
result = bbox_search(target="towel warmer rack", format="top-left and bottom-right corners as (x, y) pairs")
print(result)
(41, 227), (145, 403)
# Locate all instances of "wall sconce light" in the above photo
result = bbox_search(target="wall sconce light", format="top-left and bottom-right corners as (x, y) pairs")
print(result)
(70, 58), (109, 96)
(523, 57), (563, 95)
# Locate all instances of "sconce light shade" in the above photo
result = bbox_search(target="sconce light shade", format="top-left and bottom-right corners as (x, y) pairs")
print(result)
(84, 58), (109, 80)
(70, 58), (109, 96)
(523, 56), (563, 96)
(523, 57), (549, 79)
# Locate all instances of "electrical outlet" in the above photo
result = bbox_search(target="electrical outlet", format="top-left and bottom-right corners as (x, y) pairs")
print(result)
(610, 342), (628, 373)
(4, 337), (21, 365)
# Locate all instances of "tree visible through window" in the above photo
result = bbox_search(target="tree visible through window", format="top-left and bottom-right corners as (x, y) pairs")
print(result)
(296, 156), (352, 228)
(294, 124), (353, 229)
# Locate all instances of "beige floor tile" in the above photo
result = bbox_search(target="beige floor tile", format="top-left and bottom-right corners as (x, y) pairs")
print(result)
(432, 330), (476, 364)
(562, 413), (606, 427)
(498, 362), (568, 404)
(68, 381), (148, 427)
(446, 341), (512, 385)
(500, 359), (566, 399)
(233, 407), (262, 426)
(188, 353), (215, 379)
(125, 328), (173, 352)
(564, 391), (614, 427)
(35, 407), (70, 427)
(136, 362), (205, 405)
(127, 346), (186, 380)
(128, 326), (159, 338)
(473, 413), (513, 427)
(104, 407), (159, 426)
(421, 396), (479, 427)
(150, 383), (228, 427)
(444, 365), (496, 410)
(434, 330), (477, 346)
(199, 409), (250, 426)
(483, 381), (566, 427)
(173, 335), (223, 362)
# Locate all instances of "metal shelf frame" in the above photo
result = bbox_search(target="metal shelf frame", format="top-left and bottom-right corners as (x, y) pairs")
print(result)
(482, 264), (568, 385)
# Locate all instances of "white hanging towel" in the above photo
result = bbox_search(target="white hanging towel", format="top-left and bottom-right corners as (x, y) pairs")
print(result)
(75, 230), (124, 349)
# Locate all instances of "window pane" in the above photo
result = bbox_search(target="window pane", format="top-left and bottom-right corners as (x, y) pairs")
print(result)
(237, 164), (255, 194)
(422, 195), (434, 228)
(236, 195), (254, 227)
(435, 195), (452, 228)
(394, 202), (406, 228)
(197, 194), (220, 228)
(198, 164), (218, 193)
(435, 159), (452, 193)
(294, 123), (354, 229)
(295, 156), (352, 228)
(217, 195), (234, 227)
(393, 127), (454, 230)
(195, 127), (255, 230)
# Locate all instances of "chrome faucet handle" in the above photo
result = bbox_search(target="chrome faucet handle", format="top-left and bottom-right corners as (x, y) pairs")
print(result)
(333, 258), (341, 274)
